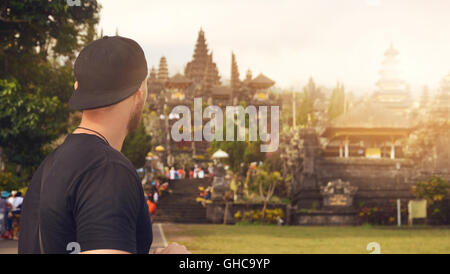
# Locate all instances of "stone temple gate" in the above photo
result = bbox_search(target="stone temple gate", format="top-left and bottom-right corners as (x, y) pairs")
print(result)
(283, 125), (449, 225)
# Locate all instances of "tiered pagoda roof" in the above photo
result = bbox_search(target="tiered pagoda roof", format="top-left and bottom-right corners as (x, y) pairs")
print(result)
(167, 73), (192, 89)
(158, 56), (169, 83)
(322, 101), (412, 139)
(249, 73), (275, 89)
(231, 52), (241, 92)
(372, 43), (412, 112)
(184, 29), (220, 91)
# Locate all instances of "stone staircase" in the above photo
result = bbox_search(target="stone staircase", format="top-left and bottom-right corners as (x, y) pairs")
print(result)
(153, 178), (211, 223)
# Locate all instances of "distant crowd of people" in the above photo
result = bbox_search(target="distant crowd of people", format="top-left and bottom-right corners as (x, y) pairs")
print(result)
(142, 163), (216, 222)
(165, 164), (215, 181)
(0, 190), (23, 240)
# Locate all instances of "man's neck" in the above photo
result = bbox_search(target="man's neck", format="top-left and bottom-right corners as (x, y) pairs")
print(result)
(73, 119), (128, 151)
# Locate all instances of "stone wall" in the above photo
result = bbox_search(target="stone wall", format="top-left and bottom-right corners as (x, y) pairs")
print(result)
(294, 157), (417, 208)
(319, 158), (415, 204)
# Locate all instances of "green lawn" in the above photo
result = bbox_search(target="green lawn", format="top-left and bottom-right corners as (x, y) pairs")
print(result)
(162, 224), (450, 254)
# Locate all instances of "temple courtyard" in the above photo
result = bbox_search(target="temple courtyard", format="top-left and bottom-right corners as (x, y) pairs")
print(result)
(163, 224), (450, 254)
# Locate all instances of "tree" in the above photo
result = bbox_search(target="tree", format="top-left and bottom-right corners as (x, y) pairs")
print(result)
(210, 128), (265, 175)
(174, 153), (193, 171)
(328, 81), (346, 121)
(209, 102), (265, 175)
(296, 89), (314, 126)
(0, 1), (100, 64)
(122, 120), (152, 168)
(0, 1), (101, 174)
(142, 109), (164, 148)
(252, 169), (282, 223)
(304, 77), (324, 104)
(0, 79), (60, 166)
(295, 77), (328, 127)
(223, 190), (234, 225)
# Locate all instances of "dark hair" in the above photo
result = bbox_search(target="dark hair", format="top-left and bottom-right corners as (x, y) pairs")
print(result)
(16, 192), (22, 197)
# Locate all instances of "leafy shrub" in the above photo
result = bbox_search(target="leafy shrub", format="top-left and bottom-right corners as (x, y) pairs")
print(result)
(358, 200), (407, 225)
(412, 176), (450, 224)
(234, 208), (284, 224)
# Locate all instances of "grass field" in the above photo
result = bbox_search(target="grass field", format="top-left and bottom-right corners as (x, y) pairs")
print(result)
(162, 224), (450, 254)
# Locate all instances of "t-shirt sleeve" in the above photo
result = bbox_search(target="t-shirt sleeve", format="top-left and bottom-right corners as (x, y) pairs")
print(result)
(72, 162), (144, 253)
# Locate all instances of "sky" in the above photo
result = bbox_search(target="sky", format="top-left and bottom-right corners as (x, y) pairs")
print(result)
(98, 0), (450, 96)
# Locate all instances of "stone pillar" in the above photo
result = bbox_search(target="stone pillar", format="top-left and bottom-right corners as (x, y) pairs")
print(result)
(212, 163), (226, 201)
(344, 138), (349, 158)
(339, 142), (343, 158)
(390, 141), (395, 159)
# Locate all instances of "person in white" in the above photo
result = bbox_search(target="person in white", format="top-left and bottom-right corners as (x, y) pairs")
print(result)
(7, 190), (16, 207)
(193, 164), (198, 179)
(169, 167), (176, 180)
(12, 194), (24, 213)
(198, 168), (204, 179)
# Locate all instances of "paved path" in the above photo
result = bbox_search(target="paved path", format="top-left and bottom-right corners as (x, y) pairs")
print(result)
(149, 223), (168, 253)
(0, 223), (167, 254)
(0, 239), (17, 254)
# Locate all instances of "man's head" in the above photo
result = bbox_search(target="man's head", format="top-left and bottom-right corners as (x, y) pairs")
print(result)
(69, 36), (148, 133)
(73, 78), (147, 134)
(127, 79), (147, 132)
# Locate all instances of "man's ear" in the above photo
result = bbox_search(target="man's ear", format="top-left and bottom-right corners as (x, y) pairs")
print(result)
(135, 87), (144, 101)
(137, 80), (148, 101)
(74, 81), (78, 90)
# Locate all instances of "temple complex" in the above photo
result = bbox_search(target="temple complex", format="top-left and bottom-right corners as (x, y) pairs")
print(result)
(372, 43), (412, 114)
(146, 28), (279, 161)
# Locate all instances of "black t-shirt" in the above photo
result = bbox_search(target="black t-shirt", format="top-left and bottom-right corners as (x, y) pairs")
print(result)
(18, 133), (152, 254)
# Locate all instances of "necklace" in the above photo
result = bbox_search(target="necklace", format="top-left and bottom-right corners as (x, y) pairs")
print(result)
(75, 127), (110, 146)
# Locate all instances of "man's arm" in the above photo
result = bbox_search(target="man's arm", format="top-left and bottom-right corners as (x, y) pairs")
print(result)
(80, 249), (131, 254)
(81, 242), (191, 254)
(81, 249), (130, 254)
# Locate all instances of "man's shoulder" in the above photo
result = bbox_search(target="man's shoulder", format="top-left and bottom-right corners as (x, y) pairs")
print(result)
(38, 134), (137, 184)
(104, 147), (137, 176)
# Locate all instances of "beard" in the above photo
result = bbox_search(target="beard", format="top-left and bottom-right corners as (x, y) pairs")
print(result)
(127, 99), (144, 134)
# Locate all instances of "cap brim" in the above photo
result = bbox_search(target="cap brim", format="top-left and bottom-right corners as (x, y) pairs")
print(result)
(68, 82), (142, 110)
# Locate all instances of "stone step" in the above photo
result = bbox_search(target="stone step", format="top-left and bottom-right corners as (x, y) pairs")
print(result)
(152, 178), (211, 223)
(157, 204), (204, 208)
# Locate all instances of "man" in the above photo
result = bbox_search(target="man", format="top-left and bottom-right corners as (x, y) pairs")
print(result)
(19, 36), (189, 254)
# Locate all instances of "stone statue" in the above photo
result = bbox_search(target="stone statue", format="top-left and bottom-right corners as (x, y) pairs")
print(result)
(212, 162), (227, 201)
(320, 179), (358, 207)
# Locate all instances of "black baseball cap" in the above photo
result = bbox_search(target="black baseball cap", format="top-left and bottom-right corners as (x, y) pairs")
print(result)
(69, 36), (148, 110)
